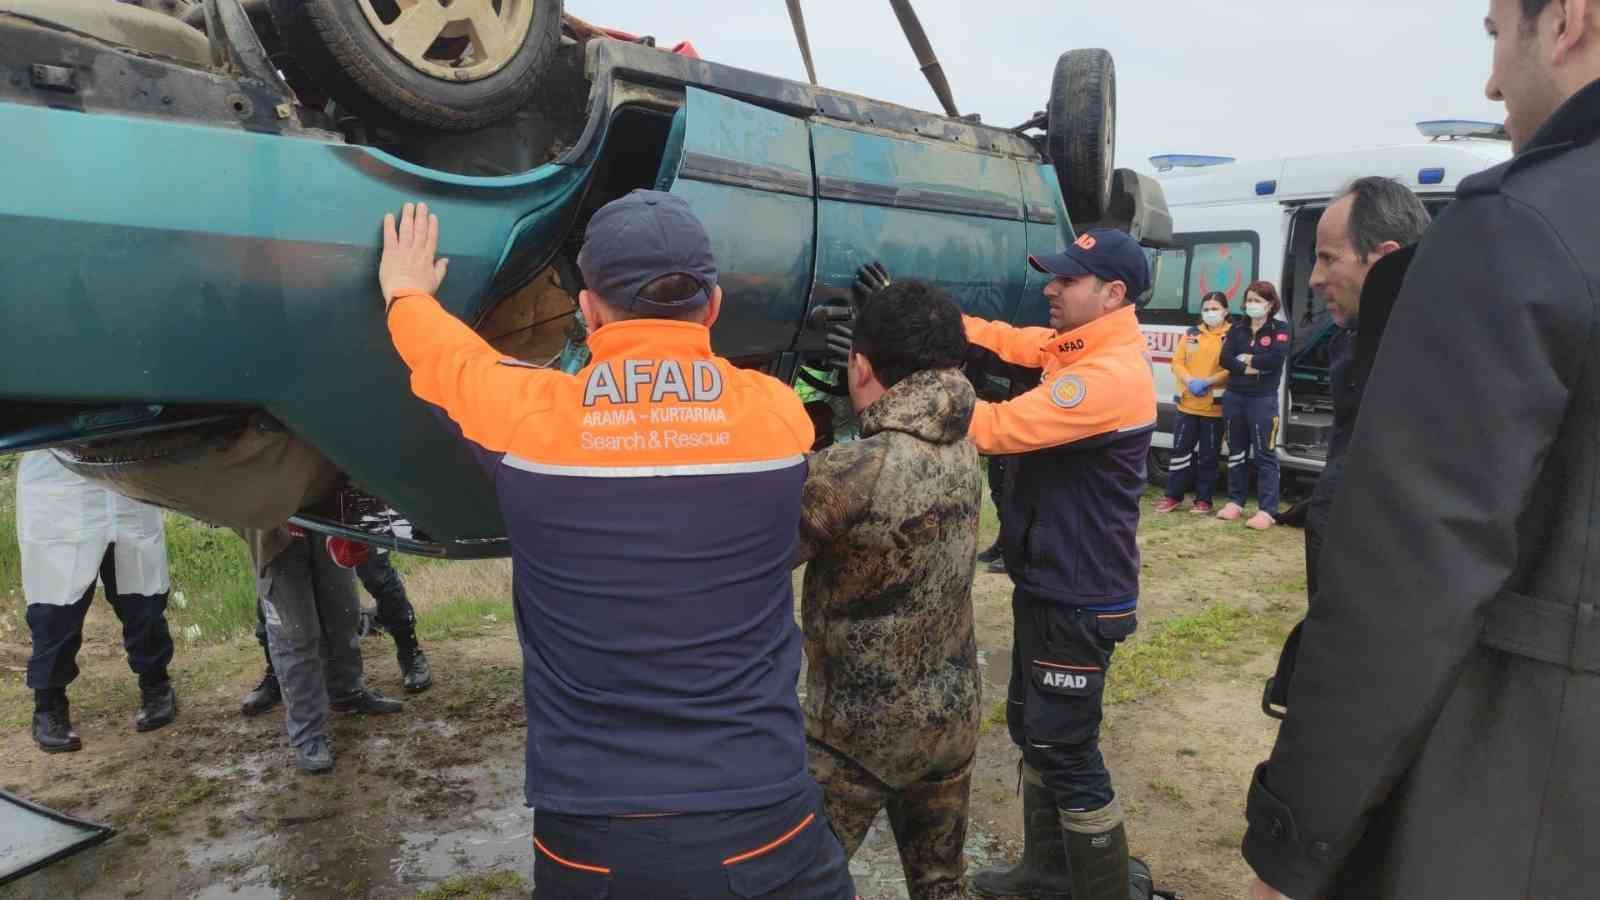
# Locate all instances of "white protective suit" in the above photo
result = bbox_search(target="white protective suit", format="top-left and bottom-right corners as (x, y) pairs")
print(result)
(15, 451), (170, 606)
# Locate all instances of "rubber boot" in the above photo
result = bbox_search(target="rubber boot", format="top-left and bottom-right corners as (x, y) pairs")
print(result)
(392, 627), (432, 693)
(31, 689), (82, 754)
(971, 765), (1072, 898)
(1062, 800), (1131, 900)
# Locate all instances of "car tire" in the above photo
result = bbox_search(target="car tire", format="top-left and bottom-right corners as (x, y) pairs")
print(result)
(1146, 447), (1170, 488)
(1047, 48), (1116, 226)
(267, 0), (562, 132)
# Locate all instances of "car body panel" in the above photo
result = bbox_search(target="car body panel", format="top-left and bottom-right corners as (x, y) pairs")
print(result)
(0, 101), (591, 540)
(661, 87), (817, 361)
(0, 26), (1126, 555)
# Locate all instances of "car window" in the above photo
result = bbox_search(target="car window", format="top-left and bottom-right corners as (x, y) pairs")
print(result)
(1187, 240), (1256, 313)
(1144, 247), (1188, 312)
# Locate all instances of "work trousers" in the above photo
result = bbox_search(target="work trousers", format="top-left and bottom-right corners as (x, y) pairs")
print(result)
(254, 549), (416, 665)
(531, 783), (856, 900)
(26, 544), (174, 691)
(1006, 590), (1136, 813)
(807, 737), (973, 900)
(1223, 391), (1282, 516)
(256, 535), (365, 748)
(1163, 412), (1224, 504)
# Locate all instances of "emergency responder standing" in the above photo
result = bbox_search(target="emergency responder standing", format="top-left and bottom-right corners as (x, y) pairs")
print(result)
(376, 195), (854, 899)
(1245, 1), (1600, 897)
(17, 451), (178, 752)
(963, 230), (1157, 900)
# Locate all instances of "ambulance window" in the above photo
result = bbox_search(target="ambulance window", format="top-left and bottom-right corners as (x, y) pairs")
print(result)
(1186, 240), (1257, 313)
(1144, 248), (1188, 311)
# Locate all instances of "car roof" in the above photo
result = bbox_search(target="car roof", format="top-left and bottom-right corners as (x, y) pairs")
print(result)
(1155, 140), (1513, 206)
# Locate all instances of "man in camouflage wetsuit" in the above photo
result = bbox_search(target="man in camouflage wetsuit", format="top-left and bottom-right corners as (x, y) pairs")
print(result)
(796, 277), (983, 900)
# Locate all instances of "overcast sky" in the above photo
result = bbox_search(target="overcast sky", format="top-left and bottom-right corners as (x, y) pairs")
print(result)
(566, 1), (1506, 172)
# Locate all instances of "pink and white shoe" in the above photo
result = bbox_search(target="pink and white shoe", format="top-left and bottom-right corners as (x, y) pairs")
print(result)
(1153, 497), (1182, 513)
(1216, 502), (1244, 521)
(1191, 500), (1213, 514)
(1246, 511), (1276, 530)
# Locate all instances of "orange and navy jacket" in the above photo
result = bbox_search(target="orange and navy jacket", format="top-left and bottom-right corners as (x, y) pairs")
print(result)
(388, 292), (815, 816)
(1170, 321), (1230, 417)
(965, 304), (1156, 607)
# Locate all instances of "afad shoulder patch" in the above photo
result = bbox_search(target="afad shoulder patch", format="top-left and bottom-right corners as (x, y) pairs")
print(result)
(1050, 374), (1087, 409)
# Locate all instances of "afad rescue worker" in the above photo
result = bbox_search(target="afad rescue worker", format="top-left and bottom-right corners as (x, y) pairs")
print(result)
(377, 194), (855, 899)
(796, 278), (983, 900)
(1245, 1), (1600, 897)
(17, 451), (178, 752)
(962, 230), (1157, 900)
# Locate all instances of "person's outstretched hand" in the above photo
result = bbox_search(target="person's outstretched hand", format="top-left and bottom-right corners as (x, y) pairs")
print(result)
(380, 202), (450, 309)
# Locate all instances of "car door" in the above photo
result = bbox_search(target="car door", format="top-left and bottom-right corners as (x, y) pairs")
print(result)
(806, 122), (1029, 330)
(653, 87), (816, 362)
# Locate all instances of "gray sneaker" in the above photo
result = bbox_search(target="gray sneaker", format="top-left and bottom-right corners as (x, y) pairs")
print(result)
(295, 735), (334, 774)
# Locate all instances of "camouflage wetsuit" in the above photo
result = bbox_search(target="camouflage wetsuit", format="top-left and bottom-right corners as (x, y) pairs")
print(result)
(796, 367), (983, 900)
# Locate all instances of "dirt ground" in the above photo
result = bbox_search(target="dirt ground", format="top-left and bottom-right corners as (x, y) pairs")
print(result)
(0, 491), (1306, 900)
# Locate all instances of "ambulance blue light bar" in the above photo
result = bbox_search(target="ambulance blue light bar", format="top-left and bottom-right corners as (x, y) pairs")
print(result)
(1418, 167), (1446, 185)
(1256, 180), (1278, 196)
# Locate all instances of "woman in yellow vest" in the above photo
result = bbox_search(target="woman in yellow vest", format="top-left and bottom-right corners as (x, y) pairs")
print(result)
(1154, 291), (1231, 513)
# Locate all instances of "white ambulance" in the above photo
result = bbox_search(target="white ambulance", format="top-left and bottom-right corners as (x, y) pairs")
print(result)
(1138, 122), (1512, 484)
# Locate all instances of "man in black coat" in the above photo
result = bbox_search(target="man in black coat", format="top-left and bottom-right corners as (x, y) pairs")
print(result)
(1301, 178), (1430, 599)
(1245, 1), (1600, 897)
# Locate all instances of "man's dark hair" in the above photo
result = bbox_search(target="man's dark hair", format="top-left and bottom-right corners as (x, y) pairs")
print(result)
(603, 273), (707, 321)
(852, 280), (968, 390)
(1338, 177), (1432, 260)
(1520, 0), (1555, 27)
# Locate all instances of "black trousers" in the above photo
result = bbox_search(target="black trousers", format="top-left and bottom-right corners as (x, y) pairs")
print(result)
(1006, 590), (1137, 812)
(255, 549), (417, 659)
(26, 544), (174, 691)
(533, 784), (856, 900)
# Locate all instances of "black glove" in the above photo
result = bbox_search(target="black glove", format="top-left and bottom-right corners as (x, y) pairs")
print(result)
(851, 261), (892, 304)
(827, 262), (892, 368)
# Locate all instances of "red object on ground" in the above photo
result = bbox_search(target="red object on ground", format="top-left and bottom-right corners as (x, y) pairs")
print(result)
(326, 537), (373, 569)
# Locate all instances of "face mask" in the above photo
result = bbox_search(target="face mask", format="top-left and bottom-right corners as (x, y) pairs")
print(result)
(1201, 310), (1226, 328)
(1244, 301), (1268, 320)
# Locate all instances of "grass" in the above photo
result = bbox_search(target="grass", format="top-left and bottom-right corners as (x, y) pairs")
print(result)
(416, 596), (515, 642)
(1105, 602), (1292, 705)
(412, 870), (526, 900)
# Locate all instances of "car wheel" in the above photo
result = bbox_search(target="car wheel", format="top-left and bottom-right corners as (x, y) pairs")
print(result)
(1047, 48), (1116, 226)
(268, 0), (562, 131)
(1146, 447), (1170, 488)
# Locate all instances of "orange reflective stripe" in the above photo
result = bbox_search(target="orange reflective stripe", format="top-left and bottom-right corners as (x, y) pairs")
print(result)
(534, 837), (612, 875)
(722, 812), (815, 866)
(1096, 610), (1136, 620)
(1033, 659), (1101, 672)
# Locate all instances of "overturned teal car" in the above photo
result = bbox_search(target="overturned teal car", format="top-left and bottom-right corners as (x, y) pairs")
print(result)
(0, 0), (1169, 556)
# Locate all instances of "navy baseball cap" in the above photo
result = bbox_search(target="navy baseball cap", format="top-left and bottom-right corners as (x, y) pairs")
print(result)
(1029, 229), (1152, 304)
(577, 190), (719, 315)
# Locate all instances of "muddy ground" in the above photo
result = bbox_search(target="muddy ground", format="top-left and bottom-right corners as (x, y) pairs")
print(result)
(0, 491), (1304, 900)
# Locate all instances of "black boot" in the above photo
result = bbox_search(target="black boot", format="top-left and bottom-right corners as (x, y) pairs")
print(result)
(135, 675), (178, 733)
(241, 670), (282, 716)
(393, 629), (433, 694)
(31, 689), (82, 754)
(977, 539), (1004, 564)
(1063, 808), (1131, 900)
(331, 688), (403, 714)
(971, 769), (1073, 898)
